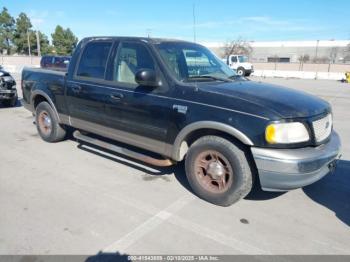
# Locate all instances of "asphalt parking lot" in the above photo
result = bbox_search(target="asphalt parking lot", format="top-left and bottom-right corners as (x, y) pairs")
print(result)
(0, 75), (349, 255)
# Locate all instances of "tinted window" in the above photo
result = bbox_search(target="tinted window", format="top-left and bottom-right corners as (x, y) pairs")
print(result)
(159, 49), (181, 79)
(231, 56), (237, 63)
(55, 57), (63, 66)
(113, 42), (155, 84)
(77, 41), (112, 79)
(41, 56), (53, 67)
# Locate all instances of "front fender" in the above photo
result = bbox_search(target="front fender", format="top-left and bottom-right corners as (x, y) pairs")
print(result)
(171, 121), (254, 161)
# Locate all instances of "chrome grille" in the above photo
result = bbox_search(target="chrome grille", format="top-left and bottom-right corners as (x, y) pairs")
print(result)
(312, 114), (332, 142)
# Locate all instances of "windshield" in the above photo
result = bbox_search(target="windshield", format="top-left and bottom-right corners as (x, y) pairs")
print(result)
(238, 56), (248, 63)
(155, 42), (237, 82)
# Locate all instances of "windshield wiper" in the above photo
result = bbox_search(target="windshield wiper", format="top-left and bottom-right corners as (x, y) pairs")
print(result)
(185, 75), (232, 82)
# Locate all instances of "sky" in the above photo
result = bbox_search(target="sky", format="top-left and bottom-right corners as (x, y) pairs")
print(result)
(2, 0), (350, 43)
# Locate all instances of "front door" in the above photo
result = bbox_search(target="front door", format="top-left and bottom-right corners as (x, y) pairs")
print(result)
(103, 41), (173, 152)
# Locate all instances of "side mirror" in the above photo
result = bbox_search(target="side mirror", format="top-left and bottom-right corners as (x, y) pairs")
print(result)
(135, 69), (160, 87)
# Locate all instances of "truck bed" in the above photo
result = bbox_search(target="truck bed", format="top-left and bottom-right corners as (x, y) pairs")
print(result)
(21, 67), (66, 108)
(23, 67), (67, 76)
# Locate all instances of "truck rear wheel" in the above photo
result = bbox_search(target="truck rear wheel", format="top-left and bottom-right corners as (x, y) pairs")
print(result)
(35, 102), (66, 142)
(185, 136), (253, 206)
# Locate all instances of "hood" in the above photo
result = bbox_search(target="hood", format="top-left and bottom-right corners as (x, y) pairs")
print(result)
(200, 80), (330, 119)
(0, 69), (11, 77)
(237, 62), (253, 69)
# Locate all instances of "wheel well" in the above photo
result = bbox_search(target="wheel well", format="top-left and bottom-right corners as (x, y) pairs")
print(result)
(184, 128), (247, 151)
(181, 128), (259, 187)
(33, 95), (48, 109)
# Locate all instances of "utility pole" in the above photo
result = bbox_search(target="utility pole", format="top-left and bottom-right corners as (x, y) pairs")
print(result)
(146, 28), (152, 38)
(192, 3), (196, 43)
(27, 30), (31, 57)
(36, 30), (41, 57)
(315, 40), (320, 80)
(315, 40), (319, 61)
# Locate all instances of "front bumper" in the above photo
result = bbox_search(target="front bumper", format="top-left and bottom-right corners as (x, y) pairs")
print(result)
(251, 131), (341, 191)
(0, 89), (17, 100)
(245, 69), (253, 75)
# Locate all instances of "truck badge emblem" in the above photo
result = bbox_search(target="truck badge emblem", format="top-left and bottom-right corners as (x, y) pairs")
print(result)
(173, 105), (188, 114)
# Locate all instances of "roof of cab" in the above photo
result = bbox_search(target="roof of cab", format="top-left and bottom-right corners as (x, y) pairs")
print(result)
(80, 36), (195, 45)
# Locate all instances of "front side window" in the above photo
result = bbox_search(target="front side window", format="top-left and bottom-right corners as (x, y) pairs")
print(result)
(184, 50), (212, 78)
(238, 56), (248, 63)
(76, 41), (112, 79)
(156, 42), (236, 82)
(113, 42), (155, 84)
(231, 56), (238, 63)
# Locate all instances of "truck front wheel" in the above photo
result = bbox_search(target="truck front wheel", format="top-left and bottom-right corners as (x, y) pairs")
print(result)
(185, 136), (253, 206)
(236, 67), (245, 76)
(35, 101), (66, 142)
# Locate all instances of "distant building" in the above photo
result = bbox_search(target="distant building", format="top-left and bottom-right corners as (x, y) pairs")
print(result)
(204, 40), (350, 63)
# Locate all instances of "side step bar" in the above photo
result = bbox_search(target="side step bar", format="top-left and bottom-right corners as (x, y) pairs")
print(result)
(73, 130), (174, 167)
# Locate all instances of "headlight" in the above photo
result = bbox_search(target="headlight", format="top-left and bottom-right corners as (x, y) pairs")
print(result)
(265, 122), (309, 144)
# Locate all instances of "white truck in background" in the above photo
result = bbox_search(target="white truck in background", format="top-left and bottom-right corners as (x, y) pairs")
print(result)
(222, 55), (254, 76)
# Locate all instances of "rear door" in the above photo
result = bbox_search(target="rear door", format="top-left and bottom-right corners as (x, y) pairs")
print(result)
(66, 40), (114, 126)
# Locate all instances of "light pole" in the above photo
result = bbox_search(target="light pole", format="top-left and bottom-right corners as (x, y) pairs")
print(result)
(27, 30), (31, 57)
(192, 3), (197, 43)
(315, 40), (319, 61)
(146, 28), (152, 38)
(315, 40), (319, 80)
(36, 30), (41, 57)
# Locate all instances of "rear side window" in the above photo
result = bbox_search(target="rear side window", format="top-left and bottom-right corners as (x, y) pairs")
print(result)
(76, 41), (112, 79)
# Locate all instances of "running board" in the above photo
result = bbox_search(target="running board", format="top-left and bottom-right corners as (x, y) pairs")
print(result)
(73, 130), (174, 167)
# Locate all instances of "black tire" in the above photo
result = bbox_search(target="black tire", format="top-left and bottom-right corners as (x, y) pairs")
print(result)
(236, 67), (245, 76)
(185, 136), (253, 206)
(35, 101), (66, 142)
(245, 72), (251, 77)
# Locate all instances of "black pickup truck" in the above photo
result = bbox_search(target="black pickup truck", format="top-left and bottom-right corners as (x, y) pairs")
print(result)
(22, 37), (341, 206)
